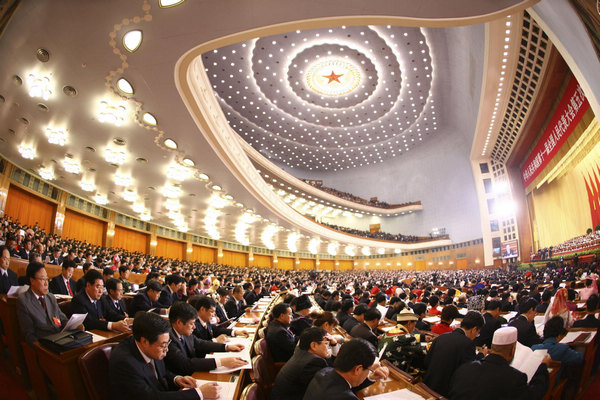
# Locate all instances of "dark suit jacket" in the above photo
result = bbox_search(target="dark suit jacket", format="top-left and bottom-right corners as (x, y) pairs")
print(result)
(109, 336), (199, 400)
(449, 353), (549, 400)
(336, 311), (351, 328)
(130, 290), (161, 316)
(193, 320), (232, 341)
(71, 291), (109, 330)
(18, 248), (30, 260)
(224, 298), (244, 319)
(0, 268), (18, 294)
(303, 367), (363, 400)
(215, 302), (228, 324)
(266, 320), (296, 362)
(271, 348), (328, 400)
(100, 294), (128, 321)
(158, 287), (178, 308)
(48, 275), (77, 296)
(473, 312), (502, 348)
(48, 255), (63, 266)
(163, 327), (226, 375)
(509, 315), (542, 347)
(290, 315), (313, 337)
(75, 276), (86, 293)
(244, 290), (260, 306)
(17, 289), (68, 344)
(424, 328), (478, 396)
(342, 316), (360, 333)
(350, 322), (378, 347)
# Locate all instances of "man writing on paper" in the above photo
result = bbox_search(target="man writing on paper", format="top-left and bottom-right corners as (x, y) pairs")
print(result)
(449, 326), (550, 400)
(189, 295), (248, 343)
(164, 302), (247, 375)
(110, 311), (221, 400)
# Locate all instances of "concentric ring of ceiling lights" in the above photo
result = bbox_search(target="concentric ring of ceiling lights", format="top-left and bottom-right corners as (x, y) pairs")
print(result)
(204, 25), (436, 171)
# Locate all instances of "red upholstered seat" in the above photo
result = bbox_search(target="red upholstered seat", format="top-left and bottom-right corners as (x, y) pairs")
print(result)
(78, 343), (118, 400)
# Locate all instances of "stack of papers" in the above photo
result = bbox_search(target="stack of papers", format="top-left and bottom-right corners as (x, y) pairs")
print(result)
(560, 331), (596, 345)
(194, 379), (237, 400)
(510, 342), (547, 382)
(206, 351), (252, 374)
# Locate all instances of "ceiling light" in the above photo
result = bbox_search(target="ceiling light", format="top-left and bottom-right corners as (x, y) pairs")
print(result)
(45, 126), (67, 146)
(308, 238), (320, 254)
(18, 143), (35, 159)
(39, 166), (55, 181)
(139, 211), (151, 221)
(182, 158), (194, 166)
(261, 225), (278, 250)
(345, 245), (356, 257)
(62, 158), (81, 174)
(327, 242), (338, 256)
(211, 185), (221, 191)
(166, 162), (191, 181)
(132, 201), (145, 213)
(98, 100), (127, 126)
(80, 179), (95, 192)
(377, 248), (385, 255)
(159, 0), (184, 7)
(94, 193), (108, 205)
(287, 232), (299, 253)
(114, 172), (132, 187)
(105, 146), (127, 165)
(26, 73), (52, 100)
(198, 173), (209, 181)
(116, 78), (134, 95)
(164, 138), (177, 149)
(164, 198), (181, 211)
(123, 30), (143, 52)
(361, 247), (371, 256)
(209, 195), (228, 209)
(162, 184), (182, 199)
(122, 189), (137, 202)
(141, 112), (157, 126)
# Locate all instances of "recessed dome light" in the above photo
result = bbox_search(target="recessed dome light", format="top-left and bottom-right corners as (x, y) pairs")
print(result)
(182, 158), (195, 167)
(123, 30), (143, 52)
(164, 139), (177, 149)
(116, 78), (134, 95)
(198, 173), (209, 180)
(212, 185), (222, 191)
(159, 0), (184, 7)
(142, 112), (157, 126)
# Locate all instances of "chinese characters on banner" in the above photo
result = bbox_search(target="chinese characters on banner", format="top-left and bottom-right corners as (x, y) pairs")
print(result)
(520, 75), (590, 187)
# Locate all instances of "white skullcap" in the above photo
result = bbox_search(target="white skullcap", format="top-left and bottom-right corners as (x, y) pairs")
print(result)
(492, 326), (518, 345)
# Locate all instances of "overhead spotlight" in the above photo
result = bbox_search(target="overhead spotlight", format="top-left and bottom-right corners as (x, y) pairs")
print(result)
(114, 171), (132, 187)
(142, 112), (157, 126)
(18, 143), (35, 159)
(123, 30), (143, 52)
(163, 138), (177, 149)
(27, 73), (52, 100)
(39, 166), (55, 181)
(94, 193), (108, 205)
(159, 0), (185, 7)
(45, 126), (67, 146)
(80, 179), (95, 192)
(116, 78), (134, 95)
(105, 146), (127, 165)
(62, 158), (81, 174)
(98, 100), (127, 126)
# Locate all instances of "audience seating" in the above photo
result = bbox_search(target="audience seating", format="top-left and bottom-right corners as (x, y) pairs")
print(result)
(251, 355), (278, 398)
(78, 343), (118, 400)
(240, 382), (263, 400)
(58, 300), (72, 318)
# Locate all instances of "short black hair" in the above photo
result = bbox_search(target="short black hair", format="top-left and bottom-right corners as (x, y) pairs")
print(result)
(541, 289), (553, 303)
(102, 267), (114, 276)
(145, 280), (162, 292)
(341, 300), (355, 313)
(543, 316), (567, 339)
(334, 338), (377, 372)
(166, 274), (183, 286)
(270, 302), (290, 319)
(461, 311), (485, 330)
(62, 259), (76, 269)
(298, 327), (327, 350)
(518, 297), (538, 314)
(106, 278), (122, 292)
(0, 245), (9, 256)
(85, 269), (103, 286)
(295, 294), (312, 311)
(26, 261), (45, 283)
(353, 303), (369, 316)
(441, 305), (459, 321)
(169, 302), (198, 324)
(411, 302), (427, 316)
(375, 293), (387, 304)
(216, 287), (229, 297)
(586, 294), (599, 312)
(364, 308), (381, 322)
(132, 311), (170, 343)
(82, 262), (91, 272)
(119, 265), (129, 274)
(188, 295), (216, 311)
(486, 300), (502, 311)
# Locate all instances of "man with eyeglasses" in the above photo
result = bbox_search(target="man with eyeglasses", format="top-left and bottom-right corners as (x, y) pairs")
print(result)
(71, 270), (129, 332)
(110, 311), (221, 400)
(17, 261), (74, 344)
(100, 278), (131, 322)
(0, 245), (18, 294)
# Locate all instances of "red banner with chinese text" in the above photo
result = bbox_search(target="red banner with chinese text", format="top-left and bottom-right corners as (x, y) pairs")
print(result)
(520, 75), (589, 187)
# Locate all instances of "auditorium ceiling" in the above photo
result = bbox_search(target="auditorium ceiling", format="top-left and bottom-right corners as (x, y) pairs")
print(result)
(0, 0), (535, 252)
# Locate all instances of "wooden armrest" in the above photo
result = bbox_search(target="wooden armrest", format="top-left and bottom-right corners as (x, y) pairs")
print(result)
(381, 359), (415, 383)
(416, 382), (447, 400)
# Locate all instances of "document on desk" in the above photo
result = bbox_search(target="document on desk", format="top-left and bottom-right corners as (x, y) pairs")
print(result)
(89, 331), (108, 343)
(510, 341), (547, 383)
(422, 316), (440, 324)
(560, 330), (595, 345)
(195, 379), (237, 400)
(206, 351), (252, 373)
(62, 313), (87, 332)
(238, 317), (258, 324)
(363, 388), (426, 400)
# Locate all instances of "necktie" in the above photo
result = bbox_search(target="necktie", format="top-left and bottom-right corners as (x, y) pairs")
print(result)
(0, 272), (8, 293)
(180, 336), (190, 357)
(147, 361), (158, 380)
(115, 301), (120, 310)
(66, 280), (73, 296)
(39, 296), (47, 313)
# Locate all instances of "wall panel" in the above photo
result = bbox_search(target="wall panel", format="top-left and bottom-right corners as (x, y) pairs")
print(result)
(253, 254), (272, 268)
(319, 260), (334, 270)
(191, 245), (216, 263)
(298, 259), (315, 270)
(155, 237), (184, 260)
(113, 226), (149, 254)
(63, 209), (106, 246)
(338, 260), (353, 270)
(277, 257), (293, 270)
(222, 250), (247, 267)
(5, 185), (55, 232)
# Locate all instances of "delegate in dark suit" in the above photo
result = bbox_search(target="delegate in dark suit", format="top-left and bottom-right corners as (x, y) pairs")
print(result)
(0, 268), (18, 294)
(100, 294), (128, 321)
(109, 336), (199, 400)
(349, 322), (378, 347)
(215, 302), (228, 324)
(17, 289), (68, 344)
(158, 287), (178, 308)
(342, 316), (360, 333)
(424, 328), (478, 396)
(244, 290), (260, 306)
(290, 315), (313, 337)
(449, 353), (549, 400)
(473, 312), (502, 348)
(271, 347), (328, 400)
(224, 298), (244, 319)
(71, 290), (109, 330)
(193, 320), (233, 341)
(303, 367), (364, 400)
(164, 327), (226, 375)
(48, 274), (77, 296)
(509, 315), (542, 347)
(130, 289), (161, 316)
(266, 320), (296, 362)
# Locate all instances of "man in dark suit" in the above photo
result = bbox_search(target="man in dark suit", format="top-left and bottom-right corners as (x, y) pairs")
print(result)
(243, 283), (262, 306)
(17, 262), (71, 343)
(224, 285), (247, 319)
(48, 259), (77, 296)
(158, 274), (183, 308)
(336, 300), (355, 328)
(0, 245), (18, 294)
(118, 265), (133, 293)
(71, 270), (129, 332)
(48, 247), (63, 266)
(189, 295), (248, 342)
(18, 239), (33, 260)
(266, 303), (297, 362)
(449, 326), (550, 400)
(303, 338), (389, 400)
(214, 287), (230, 324)
(349, 308), (381, 348)
(164, 302), (247, 375)
(130, 280), (163, 316)
(474, 300), (502, 348)
(100, 278), (129, 322)
(509, 298), (542, 347)
(271, 328), (331, 400)
(290, 294), (313, 336)
(109, 312), (220, 400)
(424, 311), (485, 397)
(342, 303), (368, 333)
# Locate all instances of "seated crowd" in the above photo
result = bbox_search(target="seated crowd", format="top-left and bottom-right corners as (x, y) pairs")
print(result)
(322, 222), (421, 243)
(1, 214), (600, 399)
(532, 229), (600, 260)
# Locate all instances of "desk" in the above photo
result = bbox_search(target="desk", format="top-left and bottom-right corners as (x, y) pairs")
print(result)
(34, 329), (129, 400)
